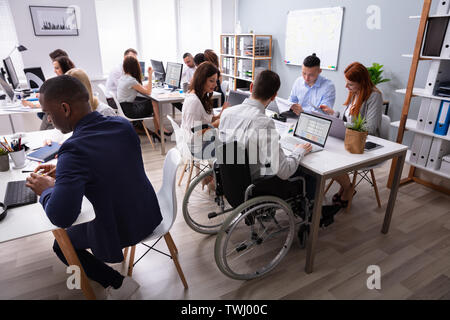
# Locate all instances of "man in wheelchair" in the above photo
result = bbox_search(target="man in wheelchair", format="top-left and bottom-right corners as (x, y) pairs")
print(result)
(217, 70), (342, 232)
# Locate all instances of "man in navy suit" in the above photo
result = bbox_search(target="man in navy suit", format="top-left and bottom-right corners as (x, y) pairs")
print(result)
(26, 75), (162, 299)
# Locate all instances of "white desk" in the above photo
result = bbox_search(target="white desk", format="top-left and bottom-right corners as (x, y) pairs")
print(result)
(278, 126), (408, 273)
(0, 100), (41, 133)
(0, 130), (97, 299)
(148, 89), (222, 155)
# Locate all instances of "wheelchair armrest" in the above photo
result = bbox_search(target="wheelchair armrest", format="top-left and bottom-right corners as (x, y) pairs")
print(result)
(287, 176), (306, 198)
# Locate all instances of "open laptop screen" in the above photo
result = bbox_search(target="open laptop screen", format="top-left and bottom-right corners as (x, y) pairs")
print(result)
(294, 112), (332, 147)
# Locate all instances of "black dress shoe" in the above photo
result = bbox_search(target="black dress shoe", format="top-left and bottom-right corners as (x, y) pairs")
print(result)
(158, 129), (173, 136)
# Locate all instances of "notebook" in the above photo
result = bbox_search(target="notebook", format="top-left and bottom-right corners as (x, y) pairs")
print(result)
(27, 142), (60, 162)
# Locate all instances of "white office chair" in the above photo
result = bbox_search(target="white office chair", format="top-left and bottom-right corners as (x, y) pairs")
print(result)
(95, 83), (110, 104)
(125, 148), (188, 289)
(325, 114), (391, 210)
(166, 115), (213, 192)
(108, 91), (156, 150)
(221, 80), (230, 97)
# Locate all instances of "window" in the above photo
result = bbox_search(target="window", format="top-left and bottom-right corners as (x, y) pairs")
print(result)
(178, 0), (213, 57)
(0, 0), (24, 80)
(138, 0), (178, 64)
(95, 0), (137, 74)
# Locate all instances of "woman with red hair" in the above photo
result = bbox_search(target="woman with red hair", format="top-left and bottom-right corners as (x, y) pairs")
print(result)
(330, 62), (383, 207)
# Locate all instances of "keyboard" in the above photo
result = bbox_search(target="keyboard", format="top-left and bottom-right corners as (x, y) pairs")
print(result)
(280, 136), (322, 153)
(4, 180), (37, 208)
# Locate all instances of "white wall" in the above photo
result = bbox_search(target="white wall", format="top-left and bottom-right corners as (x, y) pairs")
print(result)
(8, 0), (104, 80)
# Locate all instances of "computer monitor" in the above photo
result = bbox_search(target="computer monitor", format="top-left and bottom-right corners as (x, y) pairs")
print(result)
(228, 90), (250, 106)
(139, 61), (146, 80)
(23, 67), (45, 89)
(3, 57), (19, 89)
(151, 59), (165, 82)
(0, 73), (16, 102)
(165, 62), (183, 89)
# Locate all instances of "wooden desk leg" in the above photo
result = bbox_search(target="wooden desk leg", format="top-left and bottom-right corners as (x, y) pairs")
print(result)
(305, 174), (325, 274)
(159, 102), (165, 155)
(382, 152), (406, 234)
(52, 229), (96, 300)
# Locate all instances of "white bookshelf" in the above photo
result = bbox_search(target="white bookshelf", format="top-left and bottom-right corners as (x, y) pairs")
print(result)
(406, 151), (450, 179)
(391, 119), (450, 142)
(395, 88), (450, 101)
(402, 54), (450, 60)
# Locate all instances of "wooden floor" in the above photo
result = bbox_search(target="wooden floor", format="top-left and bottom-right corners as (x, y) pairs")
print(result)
(1, 120), (450, 300)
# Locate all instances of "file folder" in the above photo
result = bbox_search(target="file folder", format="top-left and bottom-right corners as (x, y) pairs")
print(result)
(424, 99), (442, 133)
(409, 134), (423, 164)
(441, 22), (450, 59)
(417, 136), (433, 167)
(424, 61), (441, 94)
(426, 138), (450, 170)
(433, 100), (450, 135)
(416, 98), (431, 130)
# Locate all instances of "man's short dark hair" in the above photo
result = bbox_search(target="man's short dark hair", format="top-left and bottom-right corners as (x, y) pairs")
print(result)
(303, 53), (321, 68)
(40, 75), (89, 106)
(124, 48), (138, 56)
(183, 52), (192, 59)
(49, 49), (68, 61)
(252, 70), (281, 100)
(194, 53), (205, 66)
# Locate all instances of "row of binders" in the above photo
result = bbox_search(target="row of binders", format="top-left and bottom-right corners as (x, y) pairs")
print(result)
(222, 36), (235, 56)
(410, 135), (450, 174)
(222, 57), (234, 76)
(416, 99), (450, 136)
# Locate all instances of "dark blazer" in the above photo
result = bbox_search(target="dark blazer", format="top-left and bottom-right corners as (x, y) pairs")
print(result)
(40, 111), (162, 263)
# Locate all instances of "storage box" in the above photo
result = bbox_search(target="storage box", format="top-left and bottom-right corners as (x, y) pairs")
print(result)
(441, 154), (450, 174)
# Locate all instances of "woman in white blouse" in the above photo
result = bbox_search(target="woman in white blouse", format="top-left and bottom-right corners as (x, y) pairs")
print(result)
(181, 61), (229, 158)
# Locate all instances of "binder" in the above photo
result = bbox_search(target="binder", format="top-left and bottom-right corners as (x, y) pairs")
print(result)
(437, 0), (450, 15)
(426, 138), (450, 170)
(417, 136), (433, 167)
(434, 100), (450, 135)
(409, 134), (423, 164)
(424, 99), (442, 133)
(424, 61), (450, 94)
(441, 22), (450, 59)
(416, 98), (431, 130)
(424, 61), (441, 94)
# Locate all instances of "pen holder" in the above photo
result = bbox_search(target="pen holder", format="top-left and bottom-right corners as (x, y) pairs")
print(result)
(0, 154), (10, 172)
(9, 148), (26, 169)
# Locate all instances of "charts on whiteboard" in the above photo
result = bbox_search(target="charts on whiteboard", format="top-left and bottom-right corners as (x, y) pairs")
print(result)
(285, 7), (344, 71)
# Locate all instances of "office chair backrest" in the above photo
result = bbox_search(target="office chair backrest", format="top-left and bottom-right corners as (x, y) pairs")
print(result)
(380, 114), (391, 140)
(167, 115), (192, 162)
(216, 141), (252, 208)
(23, 67), (45, 89)
(156, 148), (182, 231)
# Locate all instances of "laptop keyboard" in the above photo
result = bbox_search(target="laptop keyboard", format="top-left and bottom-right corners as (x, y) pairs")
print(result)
(4, 180), (37, 208)
(280, 136), (321, 152)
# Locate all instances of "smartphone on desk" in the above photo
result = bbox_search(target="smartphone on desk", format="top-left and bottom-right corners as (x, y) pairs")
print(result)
(364, 141), (383, 151)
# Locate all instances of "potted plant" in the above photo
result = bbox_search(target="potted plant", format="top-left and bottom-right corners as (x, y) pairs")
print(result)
(344, 114), (368, 154)
(367, 63), (390, 86)
(0, 147), (10, 172)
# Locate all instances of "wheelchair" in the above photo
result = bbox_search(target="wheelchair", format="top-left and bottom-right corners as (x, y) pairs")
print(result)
(183, 141), (338, 280)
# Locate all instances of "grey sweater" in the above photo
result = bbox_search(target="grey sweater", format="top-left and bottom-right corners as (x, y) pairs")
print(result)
(342, 90), (383, 137)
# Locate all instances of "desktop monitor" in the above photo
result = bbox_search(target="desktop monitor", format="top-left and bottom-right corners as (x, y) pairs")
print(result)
(228, 90), (250, 106)
(139, 61), (146, 80)
(0, 73), (15, 102)
(3, 57), (19, 89)
(23, 67), (45, 89)
(165, 62), (183, 89)
(151, 59), (165, 82)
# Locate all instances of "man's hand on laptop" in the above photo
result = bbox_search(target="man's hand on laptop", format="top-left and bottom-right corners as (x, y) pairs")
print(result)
(296, 143), (312, 154)
(26, 172), (55, 196)
(319, 105), (334, 115)
(290, 104), (303, 115)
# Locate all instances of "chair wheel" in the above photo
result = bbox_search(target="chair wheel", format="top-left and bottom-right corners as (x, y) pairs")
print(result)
(298, 224), (310, 249)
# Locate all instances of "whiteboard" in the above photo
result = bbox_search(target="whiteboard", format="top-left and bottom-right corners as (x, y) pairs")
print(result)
(284, 7), (344, 71)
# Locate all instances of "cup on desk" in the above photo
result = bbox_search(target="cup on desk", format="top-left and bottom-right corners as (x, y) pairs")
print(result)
(0, 154), (9, 172)
(9, 149), (26, 169)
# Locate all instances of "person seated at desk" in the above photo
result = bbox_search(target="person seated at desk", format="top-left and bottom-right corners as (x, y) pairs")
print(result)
(173, 53), (198, 112)
(25, 75), (162, 299)
(66, 68), (116, 117)
(327, 62), (383, 207)
(181, 61), (228, 160)
(117, 55), (171, 139)
(22, 55), (76, 131)
(194, 53), (206, 66)
(288, 53), (336, 116)
(218, 69), (341, 215)
(204, 49), (225, 107)
(106, 48), (138, 97)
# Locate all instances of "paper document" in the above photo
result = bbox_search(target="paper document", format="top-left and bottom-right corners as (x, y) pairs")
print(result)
(275, 97), (294, 113)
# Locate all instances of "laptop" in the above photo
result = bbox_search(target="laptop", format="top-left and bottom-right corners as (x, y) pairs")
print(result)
(227, 90), (250, 106)
(280, 112), (332, 153)
(311, 111), (346, 140)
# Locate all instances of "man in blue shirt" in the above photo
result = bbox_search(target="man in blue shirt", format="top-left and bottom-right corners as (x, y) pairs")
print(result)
(26, 75), (162, 299)
(288, 54), (336, 116)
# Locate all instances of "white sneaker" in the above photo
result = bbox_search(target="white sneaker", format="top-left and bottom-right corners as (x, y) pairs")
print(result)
(105, 276), (140, 300)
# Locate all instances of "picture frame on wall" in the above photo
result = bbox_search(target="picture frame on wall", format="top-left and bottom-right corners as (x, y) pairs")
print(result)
(29, 6), (79, 36)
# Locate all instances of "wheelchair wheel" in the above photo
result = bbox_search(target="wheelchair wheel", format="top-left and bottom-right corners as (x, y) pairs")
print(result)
(183, 168), (233, 234)
(214, 196), (296, 280)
